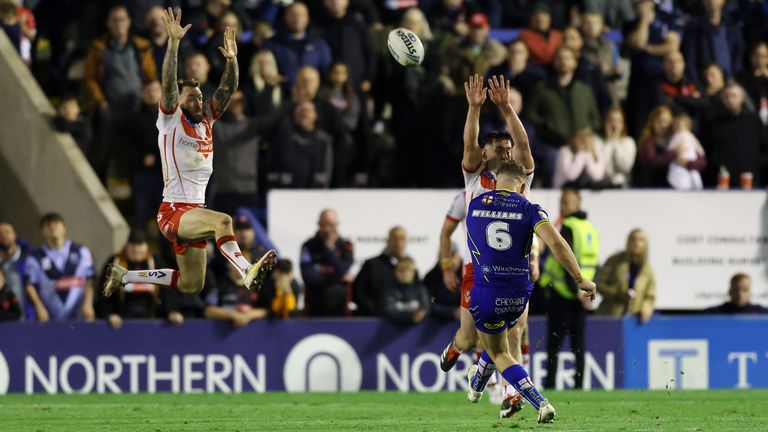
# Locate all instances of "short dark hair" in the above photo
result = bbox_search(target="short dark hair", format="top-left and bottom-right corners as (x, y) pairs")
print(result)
(107, 3), (129, 18)
(177, 79), (200, 91)
(561, 185), (581, 200)
(495, 160), (527, 183)
(730, 273), (750, 288)
(127, 229), (148, 245)
(482, 131), (513, 147)
(40, 212), (64, 227)
(274, 258), (293, 274)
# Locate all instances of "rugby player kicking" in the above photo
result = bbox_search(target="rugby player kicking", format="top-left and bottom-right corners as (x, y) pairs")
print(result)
(464, 160), (596, 423)
(439, 75), (535, 418)
(103, 8), (276, 297)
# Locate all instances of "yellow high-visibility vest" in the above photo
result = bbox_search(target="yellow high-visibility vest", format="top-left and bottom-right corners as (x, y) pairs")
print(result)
(539, 217), (599, 299)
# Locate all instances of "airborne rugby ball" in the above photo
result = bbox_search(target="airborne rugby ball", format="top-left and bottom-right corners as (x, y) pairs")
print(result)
(387, 27), (424, 67)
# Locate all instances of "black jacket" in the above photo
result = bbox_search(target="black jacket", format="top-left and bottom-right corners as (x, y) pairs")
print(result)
(300, 233), (354, 316)
(352, 253), (399, 316)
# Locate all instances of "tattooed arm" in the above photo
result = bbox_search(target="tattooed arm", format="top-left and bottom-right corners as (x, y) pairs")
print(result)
(160, 8), (191, 111)
(212, 27), (239, 116)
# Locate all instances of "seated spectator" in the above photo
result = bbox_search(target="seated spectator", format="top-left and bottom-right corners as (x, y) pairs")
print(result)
(682, 0), (744, 84)
(429, 0), (481, 38)
(84, 4), (156, 120)
(487, 39), (546, 100)
(0, 221), (31, 320)
(623, 0), (681, 137)
(562, 25), (612, 114)
(261, 259), (299, 319)
(0, 267), (21, 321)
(321, 61), (360, 185)
(424, 247), (461, 322)
(553, 127), (606, 189)
(382, 257), (429, 325)
(300, 209), (354, 316)
(264, 1), (332, 86)
(666, 113), (706, 190)
(701, 63), (727, 120)
(185, 52), (217, 101)
(593, 107), (636, 188)
(704, 273), (767, 314)
(53, 96), (93, 156)
(656, 51), (704, 121)
(596, 229), (655, 323)
(291, 65), (339, 137)
(319, 0), (375, 93)
(446, 13), (506, 86)
(241, 50), (284, 117)
(736, 42), (768, 123)
(267, 101), (333, 188)
(519, 2), (564, 67)
(580, 11), (622, 81)
(95, 230), (166, 330)
(701, 82), (768, 188)
(634, 105), (677, 187)
(24, 213), (95, 322)
(353, 226), (409, 316)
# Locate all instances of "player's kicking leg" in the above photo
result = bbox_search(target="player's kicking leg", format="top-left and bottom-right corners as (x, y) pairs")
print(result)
(440, 306), (478, 371)
(469, 329), (555, 424)
(499, 305), (530, 418)
(103, 208), (276, 296)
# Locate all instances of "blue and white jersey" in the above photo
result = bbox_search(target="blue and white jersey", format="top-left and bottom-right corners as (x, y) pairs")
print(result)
(466, 189), (550, 290)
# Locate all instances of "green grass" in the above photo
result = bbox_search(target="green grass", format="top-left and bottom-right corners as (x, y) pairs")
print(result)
(1, 390), (767, 431)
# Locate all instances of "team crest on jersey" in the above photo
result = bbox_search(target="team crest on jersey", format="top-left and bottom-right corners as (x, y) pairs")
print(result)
(481, 195), (494, 205)
(484, 320), (506, 330)
(481, 265), (492, 274)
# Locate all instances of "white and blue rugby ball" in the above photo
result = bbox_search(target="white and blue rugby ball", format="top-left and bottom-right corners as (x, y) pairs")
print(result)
(387, 27), (425, 67)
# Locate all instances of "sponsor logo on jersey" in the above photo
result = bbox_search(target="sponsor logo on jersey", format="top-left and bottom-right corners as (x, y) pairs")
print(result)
(481, 265), (492, 274)
(484, 320), (506, 330)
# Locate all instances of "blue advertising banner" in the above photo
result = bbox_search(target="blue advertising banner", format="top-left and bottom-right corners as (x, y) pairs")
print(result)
(623, 316), (768, 389)
(0, 317), (622, 394)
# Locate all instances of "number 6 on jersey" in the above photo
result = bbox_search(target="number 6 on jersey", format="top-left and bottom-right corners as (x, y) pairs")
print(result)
(487, 221), (512, 251)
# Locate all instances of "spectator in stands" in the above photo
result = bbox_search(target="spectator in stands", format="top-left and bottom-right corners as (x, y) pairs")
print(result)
(204, 10), (241, 82)
(0, 0), (33, 64)
(429, 0), (479, 40)
(579, 0), (635, 32)
(353, 225), (409, 317)
(96, 230), (166, 330)
(265, 1), (332, 86)
(580, 11), (622, 105)
(666, 113), (706, 190)
(24, 213), (95, 322)
(624, 0), (681, 137)
(53, 96), (93, 156)
(526, 46), (601, 185)
(300, 209), (354, 316)
(704, 273), (767, 314)
(701, 82), (768, 188)
(594, 107), (636, 188)
(519, 2), (563, 67)
(634, 104), (697, 188)
(84, 4), (157, 121)
(424, 246), (461, 322)
(267, 101), (333, 189)
(682, 0), (744, 85)
(262, 259), (299, 319)
(0, 267), (21, 321)
(0, 221), (30, 320)
(320, 0), (376, 93)
(562, 25), (611, 114)
(188, 0), (251, 45)
(241, 49), (284, 117)
(656, 51), (704, 120)
(553, 127), (606, 189)
(702, 63), (727, 110)
(185, 52), (216, 100)
(123, 80), (163, 230)
(488, 39), (546, 100)
(211, 90), (288, 215)
(291, 65), (339, 138)
(321, 62), (360, 186)
(446, 13), (505, 86)
(596, 228), (655, 323)
(144, 6), (192, 80)
(382, 257), (429, 325)
(737, 42), (768, 121)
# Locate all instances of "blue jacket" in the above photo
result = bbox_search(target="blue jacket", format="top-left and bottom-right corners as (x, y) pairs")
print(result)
(264, 32), (333, 85)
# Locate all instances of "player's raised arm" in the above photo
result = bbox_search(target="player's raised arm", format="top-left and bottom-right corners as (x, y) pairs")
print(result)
(212, 27), (239, 116)
(160, 8), (191, 111)
(462, 74), (486, 171)
(535, 221), (596, 300)
(488, 75), (534, 173)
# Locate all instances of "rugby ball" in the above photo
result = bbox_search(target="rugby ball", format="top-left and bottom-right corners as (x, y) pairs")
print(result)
(387, 27), (425, 67)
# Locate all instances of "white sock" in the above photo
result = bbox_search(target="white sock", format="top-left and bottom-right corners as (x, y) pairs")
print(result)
(504, 383), (519, 396)
(478, 353), (496, 377)
(216, 235), (250, 277)
(122, 269), (178, 288)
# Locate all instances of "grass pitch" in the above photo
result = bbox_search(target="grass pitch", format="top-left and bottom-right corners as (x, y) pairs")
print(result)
(2, 390), (767, 431)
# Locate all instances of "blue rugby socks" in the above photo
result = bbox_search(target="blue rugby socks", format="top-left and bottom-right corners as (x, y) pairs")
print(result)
(501, 364), (547, 410)
(470, 351), (496, 393)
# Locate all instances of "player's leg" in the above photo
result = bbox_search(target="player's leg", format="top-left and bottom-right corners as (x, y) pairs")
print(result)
(476, 330), (555, 424)
(102, 246), (206, 296)
(499, 305), (529, 418)
(440, 273), (479, 371)
(173, 246), (207, 294)
(178, 208), (276, 291)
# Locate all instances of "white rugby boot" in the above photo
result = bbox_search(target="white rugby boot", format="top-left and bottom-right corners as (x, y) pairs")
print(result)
(244, 249), (277, 292)
(102, 263), (127, 297)
(537, 400), (556, 424)
(466, 365), (484, 403)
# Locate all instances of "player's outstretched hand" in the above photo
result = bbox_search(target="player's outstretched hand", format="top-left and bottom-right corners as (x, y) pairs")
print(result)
(163, 7), (191, 41)
(578, 279), (597, 302)
(487, 75), (513, 111)
(218, 27), (238, 60)
(464, 74), (487, 108)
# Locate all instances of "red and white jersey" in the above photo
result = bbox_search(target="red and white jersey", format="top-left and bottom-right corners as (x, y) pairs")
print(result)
(157, 101), (218, 204)
(461, 161), (534, 264)
(445, 191), (469, 264)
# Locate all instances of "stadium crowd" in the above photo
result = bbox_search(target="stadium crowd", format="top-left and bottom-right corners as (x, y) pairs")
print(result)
(1, 1), (768, 327)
